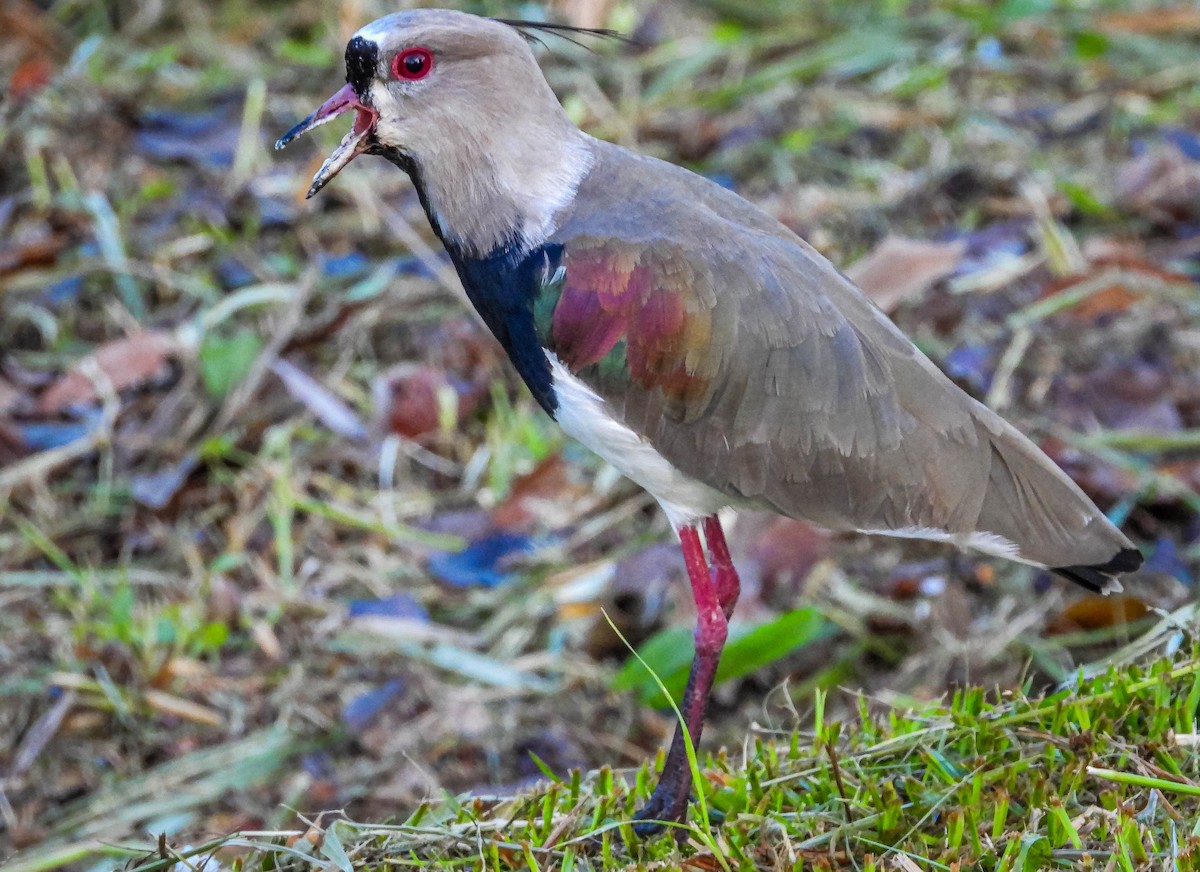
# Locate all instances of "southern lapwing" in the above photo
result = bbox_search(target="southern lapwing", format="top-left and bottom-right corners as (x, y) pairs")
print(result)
(277, 8), (1143, 834)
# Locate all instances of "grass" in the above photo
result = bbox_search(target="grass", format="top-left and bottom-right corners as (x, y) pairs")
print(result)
(31, 605), (1200, 871)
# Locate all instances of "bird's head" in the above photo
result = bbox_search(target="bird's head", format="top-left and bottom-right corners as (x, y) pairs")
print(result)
(276, 10), (583, 205)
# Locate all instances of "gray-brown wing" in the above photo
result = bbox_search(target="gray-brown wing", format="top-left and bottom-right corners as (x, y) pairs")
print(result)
(547, 143), (1134, 573)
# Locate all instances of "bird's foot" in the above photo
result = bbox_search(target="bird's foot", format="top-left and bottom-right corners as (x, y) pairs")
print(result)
(630, 785), (691, 841)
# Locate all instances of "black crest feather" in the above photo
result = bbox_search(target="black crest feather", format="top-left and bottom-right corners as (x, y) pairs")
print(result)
(492, 18), (634, 51)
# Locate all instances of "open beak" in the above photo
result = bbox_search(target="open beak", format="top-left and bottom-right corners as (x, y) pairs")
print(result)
(275, 83), (380, 198)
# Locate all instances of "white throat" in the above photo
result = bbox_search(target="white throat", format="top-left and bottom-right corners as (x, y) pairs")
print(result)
(384, 116), (595, 256)
(442, 134), (594, 253)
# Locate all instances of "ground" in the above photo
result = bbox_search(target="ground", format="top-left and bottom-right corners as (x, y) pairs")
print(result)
(1, 0), (1199, 869)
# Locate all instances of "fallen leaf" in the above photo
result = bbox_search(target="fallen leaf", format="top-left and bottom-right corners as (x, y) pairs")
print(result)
(1038, 273), (1142, 319)
(944, 342), (1000, 395)
(1116, 141), (1200, 224)
(271, 359), (367, 441)
(143, 689), (225, 727)
(427, 533), (536, 588)
(1044, 595), (1150, 635)
(12, 416), (102, 450)
(0, 1), (60, 57)
(741, 514), (833, 609)
(425, 316), (503, 386)
(584, 543), (681, 659)
(8, 55), (52, 102)
(1085, 251), (1194, 284)
(373, 364), (483, 441)
(1036, 256), (1192, 320)
(129, 453), (201, 510)
(846, 235), (966, 312)
(0, 0), (63, 110)
(37, 331), (180, 413)
(1099, 7), (1200, 35)
(0, 231), (71, 278)
(347, 594), (429, 622)
(342, 679), (407, 733)
(492, 454), (589, 531)
(369, 318), (500, 441)
(251, 620), (283, 661)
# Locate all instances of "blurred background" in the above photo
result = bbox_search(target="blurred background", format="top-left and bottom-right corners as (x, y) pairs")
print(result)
(1, 0), (1198, 866)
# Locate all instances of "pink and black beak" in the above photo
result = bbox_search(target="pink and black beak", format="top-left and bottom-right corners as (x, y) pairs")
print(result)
(275, 37), (381, 198)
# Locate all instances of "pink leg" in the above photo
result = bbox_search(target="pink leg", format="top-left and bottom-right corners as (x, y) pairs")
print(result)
(703, 514), (740, 618)
(633, 518), (740, 836)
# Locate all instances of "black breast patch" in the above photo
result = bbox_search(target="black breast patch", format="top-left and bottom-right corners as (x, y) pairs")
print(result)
(371, 148), (564, 418)
(450, 242), (565, 418)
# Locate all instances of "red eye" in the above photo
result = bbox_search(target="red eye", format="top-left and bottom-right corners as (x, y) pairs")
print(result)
(393, 47), (433, 81)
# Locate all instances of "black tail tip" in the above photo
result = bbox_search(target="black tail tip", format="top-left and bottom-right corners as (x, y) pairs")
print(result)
(1053, 547), (1143, 594)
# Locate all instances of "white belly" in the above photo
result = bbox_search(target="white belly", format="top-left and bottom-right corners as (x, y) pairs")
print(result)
(546, 353), (728, 529)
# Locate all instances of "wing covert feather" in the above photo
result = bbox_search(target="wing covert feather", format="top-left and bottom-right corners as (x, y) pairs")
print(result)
(541, 140), (1132, 569)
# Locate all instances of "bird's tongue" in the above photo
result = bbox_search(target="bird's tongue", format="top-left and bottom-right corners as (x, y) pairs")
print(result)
(274, 82), (379, 198)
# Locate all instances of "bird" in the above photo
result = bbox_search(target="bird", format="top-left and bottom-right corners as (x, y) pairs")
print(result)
(276, 8), (1143, 835)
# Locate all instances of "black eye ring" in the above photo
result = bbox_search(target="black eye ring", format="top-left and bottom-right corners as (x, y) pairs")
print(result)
(393, 47), (433, 81)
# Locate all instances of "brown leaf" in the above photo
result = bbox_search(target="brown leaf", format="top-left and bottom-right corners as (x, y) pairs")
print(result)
(492, 454), (589, 531)
(0, 232), (70, 278)
(741, 514), (833, 608)
(1116, 144), (1200, 224)
(0, 1), (60, 56)
(143, 689), (225, 728)
(1085, 252), (1194, 285)
(36, 331), (180, 413)
(1038, 273), (1141, 319)
(846, 236), (966, 312)
(1044, 595), (1150, 635)
(1099, 7), (1200, 35)
(8, 55), (52, 102)
(373, 363), (484, 441)
(1039, 250), (1195, 319)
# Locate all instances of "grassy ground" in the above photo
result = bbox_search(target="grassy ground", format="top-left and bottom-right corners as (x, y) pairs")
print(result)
(2, 0), (1199, 869)
(70, 610), (1200, 870)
